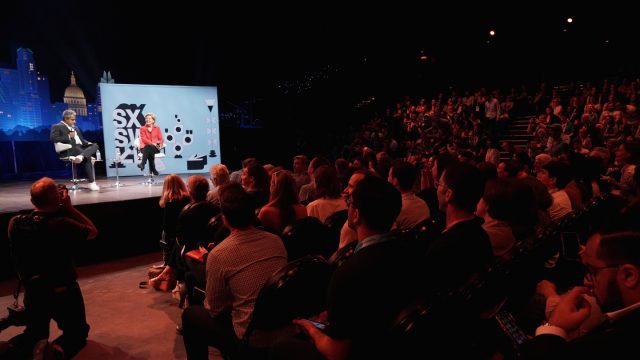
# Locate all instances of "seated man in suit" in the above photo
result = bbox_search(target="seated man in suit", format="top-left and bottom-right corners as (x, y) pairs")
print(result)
(50, 109), (100, 191)
(521, 231), (640, 359)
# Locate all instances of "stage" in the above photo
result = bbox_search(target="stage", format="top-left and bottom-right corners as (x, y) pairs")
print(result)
(0, 174), (206, 280)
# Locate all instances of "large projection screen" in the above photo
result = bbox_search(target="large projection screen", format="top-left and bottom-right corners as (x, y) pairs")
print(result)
(100, 83), (220, 177)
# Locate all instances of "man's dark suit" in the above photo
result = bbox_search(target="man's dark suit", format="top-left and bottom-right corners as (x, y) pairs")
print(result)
(521, 308), (640, 359)
(50, 122), (99, 182)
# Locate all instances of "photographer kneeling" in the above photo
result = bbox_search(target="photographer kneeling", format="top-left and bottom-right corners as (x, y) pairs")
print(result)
(5, 177), (97, 359)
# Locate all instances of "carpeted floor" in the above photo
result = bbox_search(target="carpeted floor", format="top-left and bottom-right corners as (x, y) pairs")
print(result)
(0, 252), (222, 359)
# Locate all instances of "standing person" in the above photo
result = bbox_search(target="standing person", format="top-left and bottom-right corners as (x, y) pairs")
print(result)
(138, 112), (164, 176)
(6, 177), (97, 359)
(50, 109), (100, 191)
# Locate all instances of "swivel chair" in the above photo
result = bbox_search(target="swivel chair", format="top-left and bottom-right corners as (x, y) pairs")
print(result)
(54, 142), (97, 190)
(133, 138), (166, 185)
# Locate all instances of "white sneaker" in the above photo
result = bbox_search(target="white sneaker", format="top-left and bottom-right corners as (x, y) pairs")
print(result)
(88, 182), (100, 191)
(72, 155), (84, 164)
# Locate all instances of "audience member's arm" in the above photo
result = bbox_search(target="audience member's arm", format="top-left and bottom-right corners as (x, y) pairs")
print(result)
(293, 319), (351, 360)
(536, 287), (591, 338)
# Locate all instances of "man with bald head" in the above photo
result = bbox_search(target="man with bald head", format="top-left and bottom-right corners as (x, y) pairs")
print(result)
(5, 177), (97, 358)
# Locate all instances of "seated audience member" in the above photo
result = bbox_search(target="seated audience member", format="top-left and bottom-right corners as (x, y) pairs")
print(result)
(535, 280), (605, 341)
(602, 141), (639, 198)
(292, 155), (310, 192)
(476, 178), (536, 257)
(417, 152), (457, 227)
(207, 164), (230, 206)
(522, 232), (640, 359)
(241, 163), (271, 212)
(617, 166), (640, 231)
(158, 174), (191, 266)
(299, 156), (331, 204)
(537, 160), (573, 221)
(150, 175), (219, 291)
(338, 170), (368, 249)
(258, 170), (307, 234)
(306, 165), (347, 223)
(182, 183), (287, 359)
(533, 153), (552, 175)
(423, 162), (492, 292)
(292, 177), (421, 359)
(388, 160), (431, 229)
(229, 157), (257, 184)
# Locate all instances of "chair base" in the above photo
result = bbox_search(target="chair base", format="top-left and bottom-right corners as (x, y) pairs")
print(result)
(142, 173), (161, 186)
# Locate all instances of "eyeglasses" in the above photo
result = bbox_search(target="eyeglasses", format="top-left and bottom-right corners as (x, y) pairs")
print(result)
(584, 264), (621, 283)
(345, 194), (353, 208)
(435, 179), (448, 190)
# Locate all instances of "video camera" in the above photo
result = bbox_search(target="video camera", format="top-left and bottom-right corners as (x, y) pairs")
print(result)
(0, 303), (26, 332)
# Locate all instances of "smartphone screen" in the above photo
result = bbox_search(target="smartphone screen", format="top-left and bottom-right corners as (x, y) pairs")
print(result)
(495, 310), (528, 346)
(304, 319), (327, 331)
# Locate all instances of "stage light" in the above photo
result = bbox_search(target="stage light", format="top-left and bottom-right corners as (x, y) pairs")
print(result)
(567, 17), (573, 23)
(489, 30), (495, 36)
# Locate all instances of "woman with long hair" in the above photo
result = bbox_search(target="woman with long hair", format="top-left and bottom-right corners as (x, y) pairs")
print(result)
(150, 174), (190, 291)
(306, 165), (347, 223)
(258, 170), (307, 234)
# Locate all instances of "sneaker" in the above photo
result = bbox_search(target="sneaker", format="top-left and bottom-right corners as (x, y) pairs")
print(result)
(72, 155), (84, 164)
(151, 170), (159, 176)
(88, 182), (100, 191)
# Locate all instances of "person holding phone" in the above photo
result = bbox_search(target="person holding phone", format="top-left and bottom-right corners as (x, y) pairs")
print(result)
(138, 112), (163, 176)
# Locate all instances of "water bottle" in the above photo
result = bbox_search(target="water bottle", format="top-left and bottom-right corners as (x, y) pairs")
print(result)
(96, 149), (102, 161)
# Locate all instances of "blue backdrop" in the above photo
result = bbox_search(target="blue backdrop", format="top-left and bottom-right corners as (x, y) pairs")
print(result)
(100, 83), (220, 177)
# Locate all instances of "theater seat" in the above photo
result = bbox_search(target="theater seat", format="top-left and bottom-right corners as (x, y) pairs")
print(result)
(323, 209), (348, 246)
(244, 255), (332, 348)
(281, 217), (333, 261)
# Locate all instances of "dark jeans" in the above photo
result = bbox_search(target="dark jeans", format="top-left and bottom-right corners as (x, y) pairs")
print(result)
(184, 257), (206, 306)
(69, 143), (99, 182)
(140, 145), (160, 173)
(182, 307), (240, 360)
(9, 279), (90, 358)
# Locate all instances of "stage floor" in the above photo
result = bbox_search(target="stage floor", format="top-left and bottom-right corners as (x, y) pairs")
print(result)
(0, 174), (202, 214)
